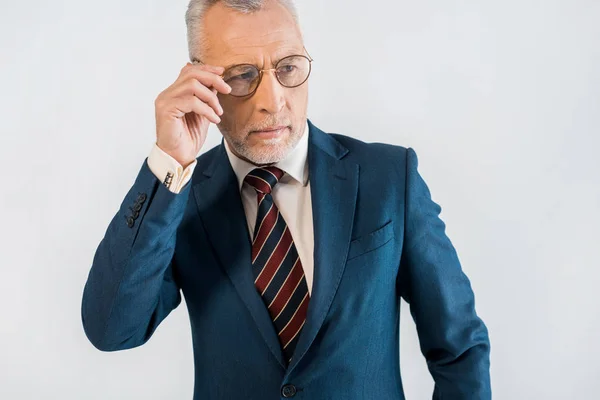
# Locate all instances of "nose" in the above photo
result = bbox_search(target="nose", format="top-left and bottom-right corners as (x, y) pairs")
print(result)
(253, 70), (285, 114)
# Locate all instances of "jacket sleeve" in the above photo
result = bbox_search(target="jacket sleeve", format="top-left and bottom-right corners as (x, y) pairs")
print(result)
(398, 147), (491, 399)
(81, 158), (192, 351)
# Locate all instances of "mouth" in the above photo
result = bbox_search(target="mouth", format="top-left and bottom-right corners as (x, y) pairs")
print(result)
(250, 125), (290, 139)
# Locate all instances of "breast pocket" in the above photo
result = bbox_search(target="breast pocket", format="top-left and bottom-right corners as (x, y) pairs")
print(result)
(347, 220), (395, 261)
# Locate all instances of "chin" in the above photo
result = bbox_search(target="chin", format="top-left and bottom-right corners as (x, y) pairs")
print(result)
(243, 142), (291, 165)
(230, 126), (302, 165)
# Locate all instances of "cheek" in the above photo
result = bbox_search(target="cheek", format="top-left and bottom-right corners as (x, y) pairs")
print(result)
(217, 94), (234, 114)
(218, 96), (242, 124)
(289, 85), (309, 111)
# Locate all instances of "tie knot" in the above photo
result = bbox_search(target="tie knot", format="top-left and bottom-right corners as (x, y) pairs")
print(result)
(244, 166), (284, 194)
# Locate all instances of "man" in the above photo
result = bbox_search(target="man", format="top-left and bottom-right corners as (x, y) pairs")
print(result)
(81, 0), (491, 398)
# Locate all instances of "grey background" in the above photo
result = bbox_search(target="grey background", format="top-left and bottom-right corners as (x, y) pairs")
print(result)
(1, 0), (599, 398)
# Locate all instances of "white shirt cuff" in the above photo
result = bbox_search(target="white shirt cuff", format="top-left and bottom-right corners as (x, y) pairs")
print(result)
(147, 143), (197, 193)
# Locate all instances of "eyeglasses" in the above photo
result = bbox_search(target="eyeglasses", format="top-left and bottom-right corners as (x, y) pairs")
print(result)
(192, 49), (313, 97)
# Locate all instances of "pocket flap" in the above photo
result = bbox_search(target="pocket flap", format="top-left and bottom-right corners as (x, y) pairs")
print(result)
(347, 220), (394, 260)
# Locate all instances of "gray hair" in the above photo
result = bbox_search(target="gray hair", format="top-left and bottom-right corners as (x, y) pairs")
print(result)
(185, 0), (301, 61)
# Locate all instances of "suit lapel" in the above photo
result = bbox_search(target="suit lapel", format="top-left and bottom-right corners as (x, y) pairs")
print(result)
(287, 120), (359, 373)
(192, 144), (286, 369)
(192, 120), (359, 373)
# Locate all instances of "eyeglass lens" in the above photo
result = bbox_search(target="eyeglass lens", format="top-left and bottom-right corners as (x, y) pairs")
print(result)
(222, 55), (311, 97)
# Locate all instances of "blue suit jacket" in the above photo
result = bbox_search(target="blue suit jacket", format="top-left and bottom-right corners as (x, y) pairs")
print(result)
(82, 119), (491, 399)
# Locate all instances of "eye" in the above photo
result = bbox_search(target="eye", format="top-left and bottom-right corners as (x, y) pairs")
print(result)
(230, 71), (255, 81)
(224, 65), (259, 82)
(278, 65), (297, 73)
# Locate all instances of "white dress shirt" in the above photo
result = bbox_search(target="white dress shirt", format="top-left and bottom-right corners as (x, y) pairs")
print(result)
(147, 121), (314, 295)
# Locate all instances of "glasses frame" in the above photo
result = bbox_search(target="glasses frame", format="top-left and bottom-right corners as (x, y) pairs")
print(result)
(191, 48), (314, 98)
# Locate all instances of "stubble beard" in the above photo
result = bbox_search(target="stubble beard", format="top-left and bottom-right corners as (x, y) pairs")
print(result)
(226, 125), (304, 166)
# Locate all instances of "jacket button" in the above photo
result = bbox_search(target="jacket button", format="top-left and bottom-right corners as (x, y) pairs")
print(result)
(131, 210), (140, 219)
(132, 203), (142, 212)
(126, 216), (134, 228)
(281, 384), (296, 398)
(137, 193), (147, 203)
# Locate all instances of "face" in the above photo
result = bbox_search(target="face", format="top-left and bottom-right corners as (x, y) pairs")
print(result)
(199, 0), (309, 165)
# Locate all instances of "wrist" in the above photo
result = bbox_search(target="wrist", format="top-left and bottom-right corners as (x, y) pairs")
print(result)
(155, 142), (193, 169)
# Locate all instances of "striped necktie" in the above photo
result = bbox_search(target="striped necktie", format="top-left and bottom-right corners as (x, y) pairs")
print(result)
(244, 166), (310, 365)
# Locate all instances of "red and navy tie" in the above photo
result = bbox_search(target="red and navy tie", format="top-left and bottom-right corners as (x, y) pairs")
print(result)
(244, 166), (310, 365)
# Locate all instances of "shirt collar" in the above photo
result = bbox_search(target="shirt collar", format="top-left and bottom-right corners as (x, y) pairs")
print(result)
(224, 120), (310, 191)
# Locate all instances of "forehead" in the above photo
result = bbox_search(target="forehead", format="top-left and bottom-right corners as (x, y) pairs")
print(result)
(200, 1), (304, 65)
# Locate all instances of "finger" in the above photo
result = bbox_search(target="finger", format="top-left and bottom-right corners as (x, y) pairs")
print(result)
(195, 63), (225, 75)
(211, 87), (222, 111)
(170, 78), (223, 115)
(182, 61), (224, 78)
(183, 62), (223, 73)
(173, 95), (221, 124)
(179, 68), (232, 95)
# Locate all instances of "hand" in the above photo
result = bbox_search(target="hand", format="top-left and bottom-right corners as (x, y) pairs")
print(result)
(154, 62), (232, 168)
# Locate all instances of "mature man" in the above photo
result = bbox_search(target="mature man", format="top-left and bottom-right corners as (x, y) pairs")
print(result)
(81, 0), (491, 398)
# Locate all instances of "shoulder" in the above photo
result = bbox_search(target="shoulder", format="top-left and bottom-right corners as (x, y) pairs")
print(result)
(327, 132), (414, 175)
(331, 132), (408, 155)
